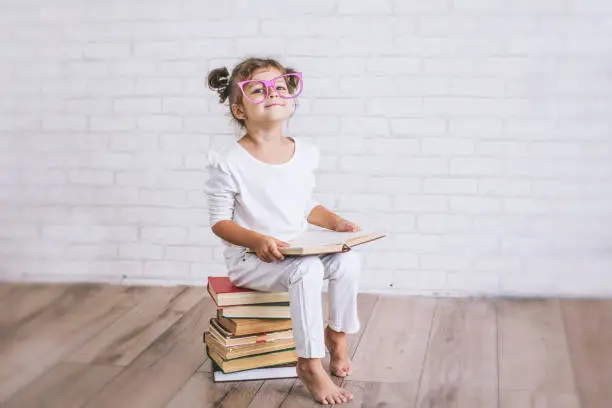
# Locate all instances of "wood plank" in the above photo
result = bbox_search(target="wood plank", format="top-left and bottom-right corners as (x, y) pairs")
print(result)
(1, 362), (122, 408)
(416, 298), (498, 408)
(335, 382), (417, 408)
(0, 284), (142, 404)
(0, 284), (68, 327)
(498, 299), (579, 408)
(164, 372), (263, 408)
(0, 283), (17, 300)
(561, 299), (612, 408)
(81, 298), (217, 408)
(256, 294), (379, 408)
(66, 286), (203, 366)
(500, 390), (580, 408)
(246, 379), (295, 408)
(349, 296), (435, 383)
(0, 284), (145, 350)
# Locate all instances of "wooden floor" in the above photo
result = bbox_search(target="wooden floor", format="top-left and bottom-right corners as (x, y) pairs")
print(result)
(0, 284), (610, 408)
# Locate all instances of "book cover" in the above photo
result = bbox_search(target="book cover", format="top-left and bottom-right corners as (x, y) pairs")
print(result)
(207, 318), (294, 347)
(204, 331), (295, 360)
(207, 346), (298, 374)
(217, 316), (293, 337)
(207, 347), (297, 382)
(217, 303), (291, 319)
(207, 276), (289, 307)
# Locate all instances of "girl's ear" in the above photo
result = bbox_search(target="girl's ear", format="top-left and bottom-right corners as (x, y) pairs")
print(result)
(231, 103), (247, 120)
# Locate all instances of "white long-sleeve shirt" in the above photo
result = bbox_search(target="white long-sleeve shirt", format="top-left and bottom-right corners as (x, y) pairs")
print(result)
(203, 136), (320, 269)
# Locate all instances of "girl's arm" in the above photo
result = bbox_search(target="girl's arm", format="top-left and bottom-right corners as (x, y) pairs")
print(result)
(212, 220), (289, 262)
(211, 220), (263, 249)
(307, 205), (360, 232)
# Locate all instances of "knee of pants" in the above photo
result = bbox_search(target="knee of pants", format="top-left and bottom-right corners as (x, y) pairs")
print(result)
(331, 251), (361, 282)
(288, 256), (324, 289)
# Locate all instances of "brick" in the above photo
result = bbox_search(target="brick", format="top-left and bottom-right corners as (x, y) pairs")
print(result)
(367, 98), (422, 117)
(394, 195), (448, 212)
(365, 176), (420, 194)
(316, 136), (367, 154)
(476, 141), (529, 156)
(144, 261), (190, 278)
(337, 194), (393, 211)
(137, 115), (183, 131)
(0, 224), (38, 238)
(454, 0), (505, 11)
(42, 116), (87, 131)
(417, 214), (472, 233)
(82, 43), (131, 59)
(366, 58), (421, 75)
(311, 98), (365, 115)
(159, 134), (210, 152)
(90, 116), (137, 131)
(387, 233), (443, 252)
(423, 178), (478, 194)
(450, 158), (502, 176)
(341, 117), (390, 135)
(89, 79), (136, 96)
(421, 138), (474, 156)
(339, 156), (395, 174)
(165, 246), (212, 262)
(502, 198), (552, 214)
(450, 196), (502, 213)
(364, 138), (420, 156)
(391, 118), (447, 136)
(316, 174), (367, 193)
(338, 0), (392, 14)
(394, 158), (448, 176)
(141, 226), (187, 244)
(110, 134), (159, 151)
(421, 254), (472, 271)
(136, 78), (183, 95)
(69, 170), (114, 186)
(478, 179), (531, 196)
(114, 98), (161, 114)
(162, 98), (209, 115)
(393, 0), (452, 13)
(363, 213), (417, 232)
(119, 243), (164, 260)
(363, 251), (418, 269)
(139, 189), (186, 205)
(133, 41), (183, 58)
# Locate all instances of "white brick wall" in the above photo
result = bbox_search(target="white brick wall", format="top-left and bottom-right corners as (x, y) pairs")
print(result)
(1, 0), (611, 295)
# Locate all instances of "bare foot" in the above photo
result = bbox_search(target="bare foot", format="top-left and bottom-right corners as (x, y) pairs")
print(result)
(325, 326), (352, 377)
(296, 358), (353, 405)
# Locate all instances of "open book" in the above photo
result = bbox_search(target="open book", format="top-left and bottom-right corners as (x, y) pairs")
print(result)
(247, 230), (386, 256)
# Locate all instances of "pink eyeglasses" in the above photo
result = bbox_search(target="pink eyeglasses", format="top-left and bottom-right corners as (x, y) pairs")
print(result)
(237, 72), (303, 105)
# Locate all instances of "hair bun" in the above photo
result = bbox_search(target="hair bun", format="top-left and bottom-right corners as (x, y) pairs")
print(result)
(207, 67), (231, 103)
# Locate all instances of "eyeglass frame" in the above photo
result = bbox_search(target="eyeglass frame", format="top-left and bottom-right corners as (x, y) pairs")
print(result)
(236, 72), (303, 105)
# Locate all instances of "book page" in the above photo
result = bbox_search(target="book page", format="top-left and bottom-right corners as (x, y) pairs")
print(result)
(287, 230), (378, 248)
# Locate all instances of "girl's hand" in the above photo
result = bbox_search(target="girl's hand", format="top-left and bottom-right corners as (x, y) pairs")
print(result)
(253, 235), (289, 263)
(334, 218), (361, 232)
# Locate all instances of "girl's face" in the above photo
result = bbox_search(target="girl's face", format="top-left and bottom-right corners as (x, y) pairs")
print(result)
(232, 67), (296, 126)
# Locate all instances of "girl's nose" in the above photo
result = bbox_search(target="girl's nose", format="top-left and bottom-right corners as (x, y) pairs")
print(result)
(268, 85), (279, 98)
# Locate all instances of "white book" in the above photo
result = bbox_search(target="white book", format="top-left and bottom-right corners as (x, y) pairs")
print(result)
(213, 365), (297, 382)
(247, 230), (386, 256)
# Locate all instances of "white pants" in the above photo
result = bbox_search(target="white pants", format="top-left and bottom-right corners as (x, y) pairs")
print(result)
(227, 250), (361, 358)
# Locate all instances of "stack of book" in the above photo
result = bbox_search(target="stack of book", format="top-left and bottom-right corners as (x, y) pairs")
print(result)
(204, 276), (298, 382)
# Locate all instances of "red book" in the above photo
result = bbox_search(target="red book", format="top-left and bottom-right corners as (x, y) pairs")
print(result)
(207, 276), (289, 307)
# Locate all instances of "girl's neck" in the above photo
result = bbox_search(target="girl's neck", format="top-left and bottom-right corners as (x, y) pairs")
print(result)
(243, 124), (285, 146)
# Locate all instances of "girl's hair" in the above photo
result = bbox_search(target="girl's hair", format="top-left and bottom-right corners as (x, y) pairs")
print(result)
(207, 57), (298, 127)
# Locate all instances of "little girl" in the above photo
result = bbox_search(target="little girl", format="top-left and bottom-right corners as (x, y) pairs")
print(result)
(204, 57), (361, 405)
